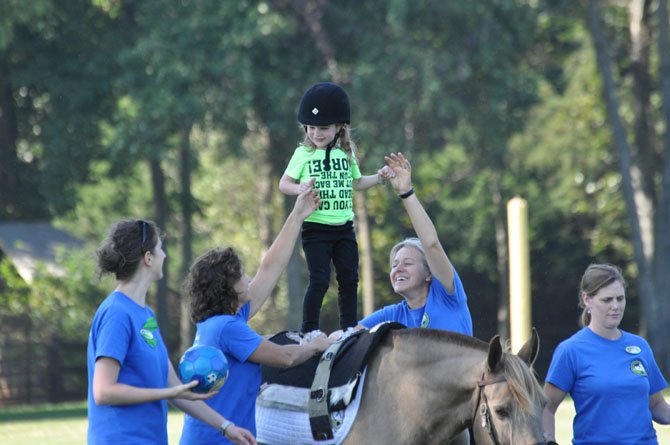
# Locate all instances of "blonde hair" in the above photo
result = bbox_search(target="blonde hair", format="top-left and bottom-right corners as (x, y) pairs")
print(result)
(578, 263), (626, 326)
(300, 124), (358, 164)
(389, 237), (430, 272)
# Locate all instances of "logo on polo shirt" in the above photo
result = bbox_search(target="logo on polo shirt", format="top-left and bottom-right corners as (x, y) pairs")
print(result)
(630, 359), (647, 377)
(140, 316), (159, 348)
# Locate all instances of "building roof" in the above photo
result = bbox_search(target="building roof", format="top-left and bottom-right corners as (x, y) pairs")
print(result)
(0, 221), (84, 282)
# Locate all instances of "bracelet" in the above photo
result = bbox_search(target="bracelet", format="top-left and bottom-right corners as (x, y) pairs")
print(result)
(220, 420), (234, 436)
(398, 187), (414, 199)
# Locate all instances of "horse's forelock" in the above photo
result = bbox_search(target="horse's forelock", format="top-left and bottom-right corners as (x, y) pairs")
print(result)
(500, 353), (546, 416)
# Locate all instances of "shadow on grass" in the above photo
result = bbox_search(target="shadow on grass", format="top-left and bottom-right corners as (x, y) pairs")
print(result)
(0, 401), (88, 422)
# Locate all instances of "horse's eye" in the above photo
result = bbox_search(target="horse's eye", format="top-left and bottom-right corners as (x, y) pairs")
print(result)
(495, 407), (510, 419)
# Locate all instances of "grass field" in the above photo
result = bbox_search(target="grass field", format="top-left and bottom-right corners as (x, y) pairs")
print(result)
(1, 398), (669, 444)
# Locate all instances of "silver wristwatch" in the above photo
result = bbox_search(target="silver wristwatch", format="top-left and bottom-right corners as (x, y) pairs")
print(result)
(220, 420), (234, 436)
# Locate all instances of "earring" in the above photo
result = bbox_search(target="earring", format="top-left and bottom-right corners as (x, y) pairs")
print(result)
(586, 308), (591, 314)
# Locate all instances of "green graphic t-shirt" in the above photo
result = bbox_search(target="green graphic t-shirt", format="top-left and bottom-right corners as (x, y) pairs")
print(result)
(284, 146), (362, 225)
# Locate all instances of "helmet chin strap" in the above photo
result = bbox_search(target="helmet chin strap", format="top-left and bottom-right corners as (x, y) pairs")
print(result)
(323, 128), (343, 171)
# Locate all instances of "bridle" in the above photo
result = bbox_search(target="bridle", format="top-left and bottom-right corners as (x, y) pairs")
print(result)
(474, 372), (507, 445)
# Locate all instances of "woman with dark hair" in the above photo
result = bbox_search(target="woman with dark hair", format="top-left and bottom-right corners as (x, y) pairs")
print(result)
(542, 263), (670, 444)
(180, 184), (332, 445)
(87, 219), (255, 445)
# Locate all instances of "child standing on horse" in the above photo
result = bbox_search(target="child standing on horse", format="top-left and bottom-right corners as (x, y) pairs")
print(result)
(279, 82), (391, 337)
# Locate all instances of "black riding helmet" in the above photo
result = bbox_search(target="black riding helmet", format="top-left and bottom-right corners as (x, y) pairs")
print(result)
(297, 82), (351, 126)
(297, 83), (350, 171)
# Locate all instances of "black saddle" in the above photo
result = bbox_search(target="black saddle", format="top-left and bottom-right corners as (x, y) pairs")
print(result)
(260, 322), (405, 410)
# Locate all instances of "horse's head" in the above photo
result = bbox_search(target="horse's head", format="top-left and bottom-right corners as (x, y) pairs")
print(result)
(472, 328), (547, 445)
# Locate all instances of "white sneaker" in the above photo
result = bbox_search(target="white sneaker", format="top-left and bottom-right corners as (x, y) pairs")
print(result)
(300, 329), (324, 344)
(340, 327), (358, 340)
(285, 331), (303, 343)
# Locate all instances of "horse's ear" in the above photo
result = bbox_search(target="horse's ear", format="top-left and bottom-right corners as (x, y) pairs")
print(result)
(517, 327), (540, 367)
(487, 335), (503, 372)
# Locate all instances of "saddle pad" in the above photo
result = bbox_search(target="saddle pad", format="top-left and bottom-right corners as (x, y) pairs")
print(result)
(257, 380), (359, 413)
(256, 369), (367, 445)
(261, 322), (405, 390)
(257, 384), (310, 412)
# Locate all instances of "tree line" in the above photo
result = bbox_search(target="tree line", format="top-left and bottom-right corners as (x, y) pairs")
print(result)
(0, 0), (669, 378)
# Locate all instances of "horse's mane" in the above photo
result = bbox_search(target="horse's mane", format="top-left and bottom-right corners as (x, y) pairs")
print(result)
(395, 328), (545, 419)
(395, 327), (488, 350)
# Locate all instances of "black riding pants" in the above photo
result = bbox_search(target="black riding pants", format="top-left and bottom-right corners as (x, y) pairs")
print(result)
(300, 221), (359, 332)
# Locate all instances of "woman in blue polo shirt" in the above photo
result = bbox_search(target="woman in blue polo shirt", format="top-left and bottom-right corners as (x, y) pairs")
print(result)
(542, 263), (670, 445)
(357, 152), (473, 335)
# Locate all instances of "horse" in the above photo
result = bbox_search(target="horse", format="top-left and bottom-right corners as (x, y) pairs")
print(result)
(343, 328), (546, 445)
(257, 327), (547, 445)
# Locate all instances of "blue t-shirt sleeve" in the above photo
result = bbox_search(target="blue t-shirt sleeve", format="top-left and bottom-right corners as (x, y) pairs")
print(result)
(452, 269), (467, 303)
(238, 301), (252, 321)
(545, 341), (576, 392)
(219, 306), (263, 363)
(94, 309), (132, 366)
(359, 305), (397, 329)
(431, 276), (464, 309)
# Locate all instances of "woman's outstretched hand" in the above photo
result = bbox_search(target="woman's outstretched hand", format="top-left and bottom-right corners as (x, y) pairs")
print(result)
(384, 152), (412, 195)
(293, 178), (321, 219)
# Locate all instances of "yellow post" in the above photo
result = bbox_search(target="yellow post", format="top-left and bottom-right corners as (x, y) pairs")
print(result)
(507, 197), (531, 353)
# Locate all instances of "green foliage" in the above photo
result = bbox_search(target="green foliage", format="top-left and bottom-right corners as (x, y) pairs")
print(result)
(55, 160), (152, 242)
(190, 151), (266, 267)
(3, 0), (661, 373)
(510, 26), (632, 260)
(7, 0), (122, 214)
(21, 247), (104, 340)
(0, 258), (31, 311)
(0, 0), (53, 50)
(0, 243), (106, 351)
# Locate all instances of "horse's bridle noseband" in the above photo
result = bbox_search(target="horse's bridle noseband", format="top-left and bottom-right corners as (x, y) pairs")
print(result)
(474, 372), (507, 445)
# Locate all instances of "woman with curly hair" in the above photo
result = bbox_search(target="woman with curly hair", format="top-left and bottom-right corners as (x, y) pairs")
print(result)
(179, 183), (332, 445)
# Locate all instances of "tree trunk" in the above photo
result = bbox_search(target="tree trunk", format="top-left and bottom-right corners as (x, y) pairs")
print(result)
(253, 127), (276, 306)
(587, 0), (661, 365)
(490, 171), (510, 341)
(629, 0), (658, 205)
(179, 129), (195, 353)
(148, 158), (171, 351)
(356, 192), (375, 317)
(285, 196), (307, 331)
(627, 0), (658, 339)
(0, 56), (19, 215)
(293, 0), (342, 81)
(653, 0), (670, 373)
